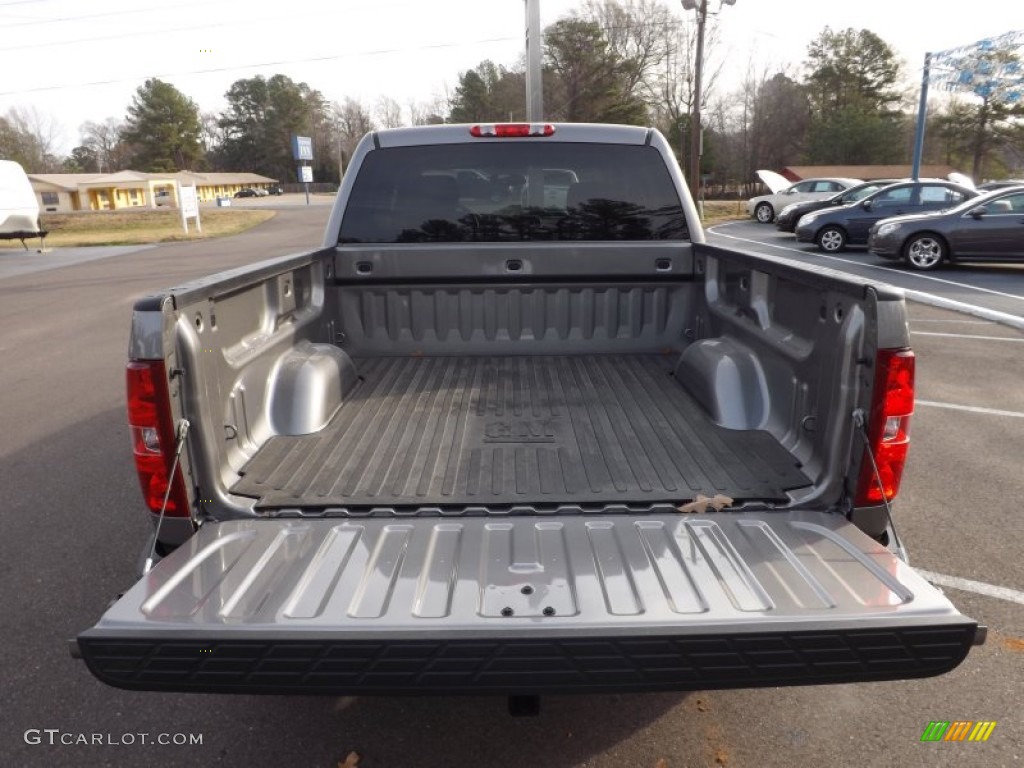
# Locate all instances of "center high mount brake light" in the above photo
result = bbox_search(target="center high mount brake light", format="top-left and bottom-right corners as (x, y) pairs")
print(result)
(470, 123), (556, 138)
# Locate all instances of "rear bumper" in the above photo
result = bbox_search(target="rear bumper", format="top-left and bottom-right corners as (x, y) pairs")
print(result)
(76, 513), (979, 695)
(76, 622), (977, 695)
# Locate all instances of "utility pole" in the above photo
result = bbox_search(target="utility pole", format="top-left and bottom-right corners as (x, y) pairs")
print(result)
(525, 0), (543, 121)
(685, 0), (707, 204)
(682, 0), (734, 206)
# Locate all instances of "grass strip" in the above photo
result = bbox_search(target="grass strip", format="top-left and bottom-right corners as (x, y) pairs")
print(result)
(1, 209), (276, 248)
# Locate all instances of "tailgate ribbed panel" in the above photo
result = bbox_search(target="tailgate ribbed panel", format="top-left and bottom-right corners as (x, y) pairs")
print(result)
(231, 355), (808, 508)
(78, 515), (976, 694)
(101, 516), (926, 627)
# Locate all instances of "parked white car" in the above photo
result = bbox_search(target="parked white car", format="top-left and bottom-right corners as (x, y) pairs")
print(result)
(747, 171), (861, 223)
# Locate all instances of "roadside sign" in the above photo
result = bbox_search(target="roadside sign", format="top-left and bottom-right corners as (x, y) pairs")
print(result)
(292, 135), (313, 161)
(300, 166), (313, 183)
(178, 183), (201, 234)
(179, 185), (198, 217)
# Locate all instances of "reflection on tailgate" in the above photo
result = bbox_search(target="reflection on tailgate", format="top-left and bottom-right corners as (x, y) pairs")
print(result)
(76, 512), (979, 695)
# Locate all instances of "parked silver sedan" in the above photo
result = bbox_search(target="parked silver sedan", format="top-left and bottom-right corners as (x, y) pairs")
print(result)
(746, 171), (861, 224)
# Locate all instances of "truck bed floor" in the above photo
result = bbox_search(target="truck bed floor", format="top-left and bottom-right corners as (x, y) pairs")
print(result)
(231, 355), (809, 509)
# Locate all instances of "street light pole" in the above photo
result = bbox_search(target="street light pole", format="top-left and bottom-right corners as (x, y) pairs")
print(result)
(525, 0), (544, 121)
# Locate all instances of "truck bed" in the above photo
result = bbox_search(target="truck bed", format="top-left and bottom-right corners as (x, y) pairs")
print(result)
(231, 354), (809, 509)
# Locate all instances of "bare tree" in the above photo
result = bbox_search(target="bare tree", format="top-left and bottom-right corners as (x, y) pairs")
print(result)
(699, 54), (809, 196)
(582, 0), (673, 100)
(198, 111), (228, 164)
(2, 106), (64, 171)
(375, 96), (403, 129)
(647, 11), (723, 160)
(407, 96), (447, 126)
(332, 98), (376, 176)
(80, 117), (130, 172)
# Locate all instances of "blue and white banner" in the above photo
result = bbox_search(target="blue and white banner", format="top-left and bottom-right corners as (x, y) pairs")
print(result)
(929, 30), (1024, 103)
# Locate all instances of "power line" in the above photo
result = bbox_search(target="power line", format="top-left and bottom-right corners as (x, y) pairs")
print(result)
(0, 16), (694, 65)
(0, 4), (693, 55)
(2, 0), (239, 28)
(0, 9), (701, 99)
(0, 0), (434, 28)
(0, 13), (295, 52)
(0, 35), (522, 96)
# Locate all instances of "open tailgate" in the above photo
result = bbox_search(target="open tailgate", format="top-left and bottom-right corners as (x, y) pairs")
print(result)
(75, 512), (980, 695)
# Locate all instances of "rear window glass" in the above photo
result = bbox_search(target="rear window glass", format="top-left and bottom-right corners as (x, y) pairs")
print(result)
(338, 142), (688, 243)
(919, 185), (966, 204)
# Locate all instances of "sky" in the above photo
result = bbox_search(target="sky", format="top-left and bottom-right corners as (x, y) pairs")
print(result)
(0, 0), (1021, 155)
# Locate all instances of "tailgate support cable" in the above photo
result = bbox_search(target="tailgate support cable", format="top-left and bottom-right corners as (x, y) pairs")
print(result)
(852, 409), (907, 563)
(143, 419), (191, 575)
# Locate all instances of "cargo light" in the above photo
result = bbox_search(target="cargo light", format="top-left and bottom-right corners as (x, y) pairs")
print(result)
(469, 123), (556, 138)
(855, 349), (915, 506)
(126, 361), (190, 517)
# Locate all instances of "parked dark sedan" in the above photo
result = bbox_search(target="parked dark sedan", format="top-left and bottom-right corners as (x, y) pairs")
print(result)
(775, 179), (901, 232)
(868, 186), (1024, 270)
(234, 188), (259, 198)
(795, 180), (978, 252)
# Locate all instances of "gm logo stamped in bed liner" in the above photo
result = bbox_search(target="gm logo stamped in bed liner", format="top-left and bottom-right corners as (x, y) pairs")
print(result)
(483, 417), (557, 443)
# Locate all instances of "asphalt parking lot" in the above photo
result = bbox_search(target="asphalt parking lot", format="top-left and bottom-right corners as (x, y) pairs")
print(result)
(1, 208), (1021, 767)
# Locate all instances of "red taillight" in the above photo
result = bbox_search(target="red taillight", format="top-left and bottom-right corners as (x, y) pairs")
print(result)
(126, 361), (190, 517)
(469, 123), (556, 138)
(855, 349), (915, 506)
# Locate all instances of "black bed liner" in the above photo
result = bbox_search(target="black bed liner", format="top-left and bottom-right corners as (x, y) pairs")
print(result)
(231, 355), (809, 508)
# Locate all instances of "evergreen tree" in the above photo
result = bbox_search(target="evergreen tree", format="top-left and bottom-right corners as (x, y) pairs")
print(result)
(802, 28), (906, 164)
(217, 74), (330, 181)
(544, 18), (648, 125)
(121, 79), (202, 171)
(448, 61), (526, 123)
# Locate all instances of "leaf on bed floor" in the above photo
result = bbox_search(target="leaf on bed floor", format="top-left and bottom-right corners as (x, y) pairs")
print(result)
(678, 494), (734, 513)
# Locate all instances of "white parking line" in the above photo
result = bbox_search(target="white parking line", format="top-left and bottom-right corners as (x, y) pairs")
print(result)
(901, 291), (1024, 331)
(916, 400), (1024, 418)
(912, 331), (1024, 342)
(914, 569), (1024, 607)
(911, 319), (992, 325)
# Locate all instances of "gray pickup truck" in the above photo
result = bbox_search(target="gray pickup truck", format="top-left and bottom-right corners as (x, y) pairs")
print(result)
(74, 123), (981, 700)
